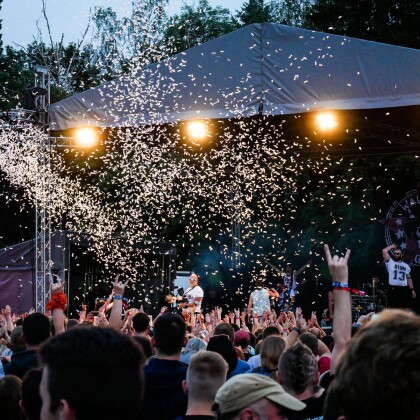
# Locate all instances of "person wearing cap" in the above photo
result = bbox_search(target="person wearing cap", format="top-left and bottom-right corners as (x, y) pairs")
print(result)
(213, 373), (305, 419)
(234, 330), (252, 361)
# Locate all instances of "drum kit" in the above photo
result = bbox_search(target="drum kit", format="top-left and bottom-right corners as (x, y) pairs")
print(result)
(352, 279), (387, 319)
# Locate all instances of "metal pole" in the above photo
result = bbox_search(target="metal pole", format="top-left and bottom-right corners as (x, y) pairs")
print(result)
(34, 65), (52, 313)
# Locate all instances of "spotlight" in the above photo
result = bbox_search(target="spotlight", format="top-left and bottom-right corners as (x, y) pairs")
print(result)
(186, 121), (207, 141)
(316, 112), (337, 131)
(75, 127), (97, 147)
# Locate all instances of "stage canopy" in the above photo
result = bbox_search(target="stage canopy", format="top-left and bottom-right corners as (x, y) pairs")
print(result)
(49, 23), (420, 130)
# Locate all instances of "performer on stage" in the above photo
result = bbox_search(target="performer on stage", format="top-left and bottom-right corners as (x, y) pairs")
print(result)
(179, 273), (204, 315)
(382, 244), (416, 309)
(265, 259), (311, 310)
(282, 261), (311, 307)
(247, 278), (277, 317)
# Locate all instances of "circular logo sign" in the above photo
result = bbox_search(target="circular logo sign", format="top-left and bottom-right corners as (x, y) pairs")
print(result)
(382, 189), (420, 266)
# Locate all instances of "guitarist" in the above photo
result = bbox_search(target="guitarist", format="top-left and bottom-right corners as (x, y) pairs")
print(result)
(179, 274), (204, 316)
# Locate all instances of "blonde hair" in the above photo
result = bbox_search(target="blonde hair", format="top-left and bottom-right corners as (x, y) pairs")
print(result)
(261, 336), (286, 380)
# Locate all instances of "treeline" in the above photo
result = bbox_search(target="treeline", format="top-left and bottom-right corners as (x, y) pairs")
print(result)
(0, 0), (419, 109)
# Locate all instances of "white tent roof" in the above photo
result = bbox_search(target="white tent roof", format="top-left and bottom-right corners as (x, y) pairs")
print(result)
(49, 23), (420, 130)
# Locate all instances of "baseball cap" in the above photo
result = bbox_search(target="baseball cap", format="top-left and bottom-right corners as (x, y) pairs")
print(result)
(214, 374), (305, 414)
(234, 330), (250, 343)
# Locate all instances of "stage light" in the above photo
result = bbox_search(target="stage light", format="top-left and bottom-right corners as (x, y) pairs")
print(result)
(186, 121), (207, 141)
(316, 112), (337, 131)
(75, 127), (97, 147)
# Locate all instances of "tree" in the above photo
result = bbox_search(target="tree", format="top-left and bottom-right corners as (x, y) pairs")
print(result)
(306, 0), (420, 49)
(236, 0), (274, 26)
(90, 0), (170, 79)
(164, 0), (236, 55)
(25, 41), (100, 102)
(270, 0), (312, 27)
(0, 47), (33, 110)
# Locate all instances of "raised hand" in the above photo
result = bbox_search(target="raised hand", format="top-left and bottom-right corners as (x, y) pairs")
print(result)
(324, 244), (351, 284)
(97, 311), (109, 327)
(3, 305), (11, 318)
(112, 275), (130, 296)
(51, 275), (64, 294)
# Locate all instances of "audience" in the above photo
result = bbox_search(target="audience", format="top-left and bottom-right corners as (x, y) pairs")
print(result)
(278, 341), (325, 419)
(0, 374), (25, 420)
(39, 326), (145, 420)
(181, 337), (207, 365)
(1, 240), (419, 420)
(332, 309), (420, 420)
(141, 313), (188, 420)
(21, 367), (43, 420)
(213, 374), (305, 419)
(180, 351), (228, 419)
(4, 313), (50, 378)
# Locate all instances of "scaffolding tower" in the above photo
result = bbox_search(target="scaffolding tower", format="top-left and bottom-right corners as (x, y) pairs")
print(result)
(34, 65), (52, 313)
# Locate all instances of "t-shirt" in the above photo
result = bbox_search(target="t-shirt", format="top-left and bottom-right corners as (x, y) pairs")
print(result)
(185, 285), (204, 313)
(250, 288), (271, 316)
(287, 393), (325, 420)
(385, 259), (411, 287)
(247, 354), (261, 369)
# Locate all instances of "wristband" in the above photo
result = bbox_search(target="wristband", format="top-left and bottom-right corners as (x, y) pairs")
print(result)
(332, 282), (349, 288)
(113, 295), (123, 300)
(292, 327), (301, 334)
(333, 287), (351, 292)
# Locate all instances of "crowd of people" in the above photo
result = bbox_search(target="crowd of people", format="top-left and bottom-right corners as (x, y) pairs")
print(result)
(0, 243), (420, 419)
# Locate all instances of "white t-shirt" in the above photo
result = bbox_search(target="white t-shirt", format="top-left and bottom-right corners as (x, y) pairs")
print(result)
(385, 259), (411, 287)
(251, 288), (271, 316)
(185, 285), (204, 313)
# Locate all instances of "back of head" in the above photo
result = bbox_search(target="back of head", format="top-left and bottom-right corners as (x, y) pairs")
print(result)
(187, 351), (228, 403)
(22, 368), (43, 420)
(262, 325), (281, 340)
(299, 333), (318, 356)
(260, 336), (286, 379)
(133, 336), (154, 359)
(10, 326), (25, 353)
(183, 337), (207, 355)
(278, 341), (318, 395)
(334, 310), (420, 420)
(153, 313), (186, 356)
(22, 313), (51, 347)
(207, 335), (238, 373)
(214, 322), (235, 343)
(132, 312), (150, 334)
(39, 327), (145, 420)
(234, 330), (250, 350)
(67, 319), (79, 330)
(0, 375), (24, 420)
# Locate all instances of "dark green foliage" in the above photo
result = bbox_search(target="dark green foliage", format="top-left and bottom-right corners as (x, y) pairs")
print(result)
(164, 0), (236, 54)
(236, 0), (274, 25)
(306, 0), (420, 48)
(0, 47), (33, 110)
